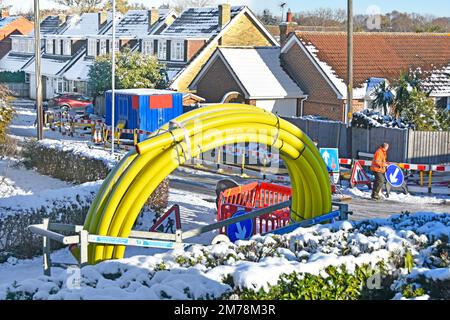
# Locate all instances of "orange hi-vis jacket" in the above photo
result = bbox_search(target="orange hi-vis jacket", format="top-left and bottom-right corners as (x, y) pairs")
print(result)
(370, 147), (388, 173)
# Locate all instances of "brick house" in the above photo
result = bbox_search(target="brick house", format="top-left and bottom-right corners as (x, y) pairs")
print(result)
(280, 31), (450, 121)
(0, 10), (34, 59)
(189, 47), (305, 116)
(165, 4), (279, 92)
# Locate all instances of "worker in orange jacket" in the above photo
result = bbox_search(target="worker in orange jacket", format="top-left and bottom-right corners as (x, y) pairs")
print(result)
(370, 143), (389, 200)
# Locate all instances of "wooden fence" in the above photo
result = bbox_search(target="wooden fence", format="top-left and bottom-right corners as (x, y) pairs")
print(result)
(284, 117), (450, 164)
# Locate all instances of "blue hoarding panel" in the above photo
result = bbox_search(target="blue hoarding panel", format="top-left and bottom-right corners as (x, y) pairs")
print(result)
(105, 89), (183, 142)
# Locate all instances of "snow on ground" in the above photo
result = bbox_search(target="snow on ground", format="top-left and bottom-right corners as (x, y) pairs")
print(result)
(344, 185), (450, 205)
(1, 211), (449, 300)
(0, 158), (71, 199)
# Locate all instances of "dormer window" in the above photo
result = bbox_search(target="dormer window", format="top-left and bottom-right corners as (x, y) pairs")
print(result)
(63, 39), (71, 55)
(157, 40), (166, 60)
(55, 39), (61, 55)
(27, 40), (34, 53)
(12, 38), (19, 52)
(142, 40), (153, 56)
(87, 39), (96, 56)
(46, 39), (54, 54)
(109, 39), (120, 53)
(100, 39), (107, 55)
(171, 41), (184, 61)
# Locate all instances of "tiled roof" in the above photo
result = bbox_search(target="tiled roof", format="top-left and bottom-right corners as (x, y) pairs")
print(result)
(104, 9), (172, 37)
(58, 13), (104, 36)
(40, 16), (62, 34)
(161, 6), (244, 38)
(422, 64), (450, 97)
(294, 32), (450, 88)
(0, 16), (19, 29)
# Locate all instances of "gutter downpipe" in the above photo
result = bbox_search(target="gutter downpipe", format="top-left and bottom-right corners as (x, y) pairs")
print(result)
(299, 95), (308, 117)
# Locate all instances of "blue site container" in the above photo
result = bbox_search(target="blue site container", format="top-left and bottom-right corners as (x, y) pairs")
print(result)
(105, 89), (183, 141)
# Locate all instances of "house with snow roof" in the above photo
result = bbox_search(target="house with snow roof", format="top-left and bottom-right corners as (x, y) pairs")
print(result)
(0, 15), (63, 74)
(142, 4), (279, 91)
(280, 31), (450, 121)
(189, 46), (305, 116)
(0, 9), (34, 59)
(63, 9), (176, 99)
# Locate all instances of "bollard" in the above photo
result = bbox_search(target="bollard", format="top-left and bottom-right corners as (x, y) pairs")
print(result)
(134, 129), (138, 145)
(428, 170), (433, 193)
(420, 171), (424, 187)
(217, 146), (224, 173)
(116, 128), (121, 148)
(240, 149), (249, 178)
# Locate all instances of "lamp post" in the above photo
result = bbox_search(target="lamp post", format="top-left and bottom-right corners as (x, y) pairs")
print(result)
(34, 0), (43, 140)
(345, 0), (353, 126)
(111, 0), (116, 154)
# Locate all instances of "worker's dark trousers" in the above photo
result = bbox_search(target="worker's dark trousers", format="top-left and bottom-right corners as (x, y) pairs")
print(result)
(372, 171), (385, 198)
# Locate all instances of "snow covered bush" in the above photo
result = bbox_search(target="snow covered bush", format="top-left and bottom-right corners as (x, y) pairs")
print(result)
(4, 212), (449, 300)
(0, 85), (14, 145)
(0, 182), (100, 260)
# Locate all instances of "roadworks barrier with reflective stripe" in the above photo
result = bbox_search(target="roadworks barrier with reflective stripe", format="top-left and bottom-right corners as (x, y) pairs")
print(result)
(79, 104), (332, 264)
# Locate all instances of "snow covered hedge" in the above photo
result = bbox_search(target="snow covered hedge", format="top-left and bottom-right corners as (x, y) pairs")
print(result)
(0, 182), (100, 260)
(4, 212), (449, 300)
(22, 140), (111, 184)
(21, 140), (169, 211)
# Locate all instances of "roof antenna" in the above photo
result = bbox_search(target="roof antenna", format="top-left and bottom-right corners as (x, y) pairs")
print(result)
(279, 2), (287, 22)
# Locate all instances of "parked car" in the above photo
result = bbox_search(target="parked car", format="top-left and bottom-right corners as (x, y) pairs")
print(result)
(49, 93), (93, 115)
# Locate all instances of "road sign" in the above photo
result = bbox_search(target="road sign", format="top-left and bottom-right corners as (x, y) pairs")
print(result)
(350, 161), (371, 188)
(226, 209), (253, 242)
(320, 148), (339, 173)
(386, 164), (404, 188)
(149, 204), (181, 234)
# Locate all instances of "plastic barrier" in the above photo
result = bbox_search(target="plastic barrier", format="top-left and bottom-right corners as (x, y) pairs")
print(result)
(81, 103), (332, 264)
(217, 182), (291, 235)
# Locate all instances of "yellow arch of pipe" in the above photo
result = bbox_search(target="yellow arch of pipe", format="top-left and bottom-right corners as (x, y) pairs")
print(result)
(82, 104), (331, 264)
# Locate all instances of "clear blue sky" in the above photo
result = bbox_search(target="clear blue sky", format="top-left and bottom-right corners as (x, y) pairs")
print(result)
(4, 0), (450, 17)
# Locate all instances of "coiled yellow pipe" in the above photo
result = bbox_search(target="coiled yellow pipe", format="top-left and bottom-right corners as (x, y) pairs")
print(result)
(82, 104), (331, 264)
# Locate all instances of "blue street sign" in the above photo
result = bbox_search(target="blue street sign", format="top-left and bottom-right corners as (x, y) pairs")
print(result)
(385, 164), (404, 188)
(320, 148), (340, 173)
(226, 210), (253, 242)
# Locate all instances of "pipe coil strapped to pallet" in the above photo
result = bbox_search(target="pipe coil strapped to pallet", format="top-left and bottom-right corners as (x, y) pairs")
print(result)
(81, 104), (332, 264)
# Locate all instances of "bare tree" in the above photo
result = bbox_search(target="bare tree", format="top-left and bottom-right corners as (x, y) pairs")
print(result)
(52, 0), (102, 13)
(170, 0), (216, 13)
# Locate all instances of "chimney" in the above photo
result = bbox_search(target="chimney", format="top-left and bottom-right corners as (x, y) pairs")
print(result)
(279, 8), (297, 47)
(286, 9), (293, 23)
(148, 8), (159, 29)
(98, 11), (107, 29)
(218, 4), (231, 29)
(57, 14), (67, 25)
(0, 9), (9, 19)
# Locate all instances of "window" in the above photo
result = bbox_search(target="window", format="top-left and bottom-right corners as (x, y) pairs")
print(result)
(100, 39), (107, 55)
(27, 39), (34, 53)
(158, 40), (167, 60)
(171, 41), (184, 61)
(46, 39), (54, 54)
(87, 39), (96, 56)
(63, 39), (71, 55)
(142, 40), (154, 55)
(19, 40), (26, 53)
(55, 39), (61, 55)
(11, 38), (19, 52)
